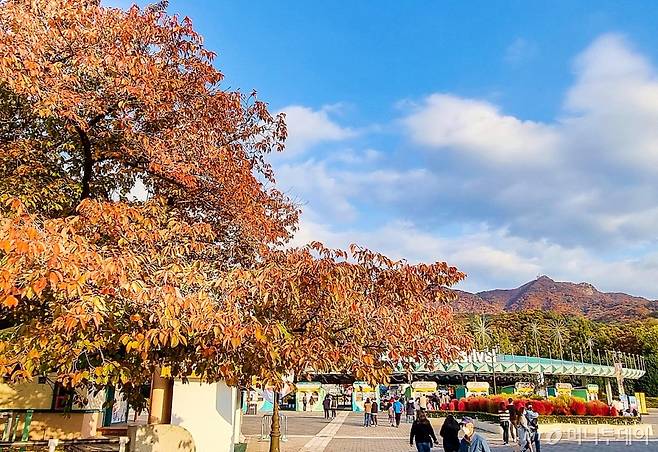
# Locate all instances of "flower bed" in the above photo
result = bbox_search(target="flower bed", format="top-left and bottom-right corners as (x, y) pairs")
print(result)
(426, 410), (641, 425)
(437, 395), (620, 417)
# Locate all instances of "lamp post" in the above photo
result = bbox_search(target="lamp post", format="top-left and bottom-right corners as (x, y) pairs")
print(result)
(269, 391), (281, 452)
(491, 358), (497, 395)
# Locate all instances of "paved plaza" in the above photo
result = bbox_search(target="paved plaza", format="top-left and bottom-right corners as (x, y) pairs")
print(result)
(243, 411), (658, 452)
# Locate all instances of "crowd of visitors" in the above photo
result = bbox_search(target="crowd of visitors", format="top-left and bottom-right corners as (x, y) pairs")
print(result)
(366, 393), (542, 452)
(496, 398), (541, 451)
(357, 392), (497, 452)
(320, 388), (638, 451)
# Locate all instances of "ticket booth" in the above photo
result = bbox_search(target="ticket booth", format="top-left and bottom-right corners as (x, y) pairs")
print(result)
(351, 382), (379, 412)
(514, 382), (535, 397)
(586, 384), (599, 401)
(295, 382), (325, 412)
(405, 381), (437, 402)
(465, 381), (490, 397)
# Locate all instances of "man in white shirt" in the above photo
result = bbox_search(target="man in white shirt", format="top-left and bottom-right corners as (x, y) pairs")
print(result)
(419, 394), (428, 411)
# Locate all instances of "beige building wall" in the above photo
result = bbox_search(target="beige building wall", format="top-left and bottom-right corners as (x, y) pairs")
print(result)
(171, 379), (241, 452)
(14, 412), (100, 440)
(0, 380), (53, 410)
(0, 381), (104, 440)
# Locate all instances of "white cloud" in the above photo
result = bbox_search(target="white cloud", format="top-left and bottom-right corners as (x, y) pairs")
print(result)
(391, 34), (658, 249)
(277, 34), (658, 297)
(504, 38), (538, 64)
(292, 217), (658, 298)
(325, 148), (382, 165)
(276, 159), (358, 221)
(275, 158), (439, 222)
(403, 94), (560, 165)
(278, 105), (355, 156)
(564, 33), (658, 173)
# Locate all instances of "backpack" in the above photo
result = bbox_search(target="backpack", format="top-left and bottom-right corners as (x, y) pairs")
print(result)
(527, 414), (538, 431)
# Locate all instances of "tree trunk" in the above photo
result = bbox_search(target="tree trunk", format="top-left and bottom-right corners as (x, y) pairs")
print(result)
(269, 392), (280, 452)
(148, 369), (173, 424)
(75, 125), (94, 200)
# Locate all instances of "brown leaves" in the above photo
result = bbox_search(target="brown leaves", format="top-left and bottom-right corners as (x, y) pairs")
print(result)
(0, 0), (469, 404)
(0, 0), (297, 248)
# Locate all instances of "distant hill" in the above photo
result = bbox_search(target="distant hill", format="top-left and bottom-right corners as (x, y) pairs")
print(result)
(454, 275), (658, 321)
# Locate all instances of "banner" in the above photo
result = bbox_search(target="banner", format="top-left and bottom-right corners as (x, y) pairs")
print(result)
(555, 382), (572, 397)
(352, 382), (378, 412)
(411, 381), (437, 393)
(296, 382), (325, 412)
(514, 382), (534, 396)
(466, 381), (490, 396)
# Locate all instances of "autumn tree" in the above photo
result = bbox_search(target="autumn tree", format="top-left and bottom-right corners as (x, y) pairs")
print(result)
(0, 2), (469, 445)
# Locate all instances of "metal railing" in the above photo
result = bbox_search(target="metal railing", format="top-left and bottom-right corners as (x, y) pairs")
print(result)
(260, 414), (287, 442)
(1, 410), (32, 443)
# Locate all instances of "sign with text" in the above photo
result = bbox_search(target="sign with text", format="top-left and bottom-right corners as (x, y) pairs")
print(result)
(556, 382), (573, 396)
(466, 381), (490, 396)
(514, 381), (534, 395)
(458, 349), (498, 364)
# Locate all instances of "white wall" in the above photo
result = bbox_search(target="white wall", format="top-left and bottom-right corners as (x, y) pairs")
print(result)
(171, 379), (242, 452)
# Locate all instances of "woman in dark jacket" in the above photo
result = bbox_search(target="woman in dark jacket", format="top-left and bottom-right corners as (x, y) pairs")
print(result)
(410, 410), (438, 452)
(439, 414), (460, 452)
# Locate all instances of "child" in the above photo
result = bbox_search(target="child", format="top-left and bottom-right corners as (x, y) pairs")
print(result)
(388, 402), (395, 427)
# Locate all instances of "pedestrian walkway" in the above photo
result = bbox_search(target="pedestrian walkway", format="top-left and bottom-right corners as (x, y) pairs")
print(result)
(299, 411), (349, 451)
(244, 411), (658, 452)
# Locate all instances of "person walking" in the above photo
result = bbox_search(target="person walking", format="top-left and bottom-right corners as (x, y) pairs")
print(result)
(419, 393), (428, 411)
(388, 401), (395, 427)
(406, 397), (416, 423)
(302, 393), (308, 411)
(392, 397), (404, 427)
(363, 398), (373, 427)
(525, 403), (540, 452)
(370, 398), (379, 426)
(517, 406), (532, 452)
(459, 417), (492, 452)
(439, 414), (460, 452)
(323, 395), (331, 419)
(410, 410), (438, 452)
(330, 395), (338, 418)
(507, 398), (517, 443)
(498, 402), (511, 445)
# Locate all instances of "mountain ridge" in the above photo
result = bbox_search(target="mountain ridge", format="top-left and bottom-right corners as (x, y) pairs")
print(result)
(454, 275), (658, 321)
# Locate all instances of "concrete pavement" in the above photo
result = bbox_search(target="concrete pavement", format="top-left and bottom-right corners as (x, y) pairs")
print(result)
(244, 411), (658, 452)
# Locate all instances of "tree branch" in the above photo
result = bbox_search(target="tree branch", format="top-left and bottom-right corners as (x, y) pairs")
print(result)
(75, 125), (93, 200)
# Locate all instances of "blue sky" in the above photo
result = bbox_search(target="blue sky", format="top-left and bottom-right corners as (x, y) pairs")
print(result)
(111, 1), (658, 297)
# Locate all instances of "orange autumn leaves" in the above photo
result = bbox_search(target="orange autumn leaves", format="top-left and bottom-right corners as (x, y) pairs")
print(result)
(0, 0), (296, 246)
(0, 0), (469, 399)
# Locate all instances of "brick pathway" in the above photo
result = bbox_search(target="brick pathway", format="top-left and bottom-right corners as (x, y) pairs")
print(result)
(244, 411), (658, 452)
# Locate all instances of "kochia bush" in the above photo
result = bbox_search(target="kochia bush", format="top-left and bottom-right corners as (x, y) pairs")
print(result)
(449, 394), (613, 416)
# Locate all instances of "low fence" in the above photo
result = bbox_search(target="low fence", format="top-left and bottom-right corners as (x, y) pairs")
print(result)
(0, 437), (128, 451)
(260, 414), (288, 442)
